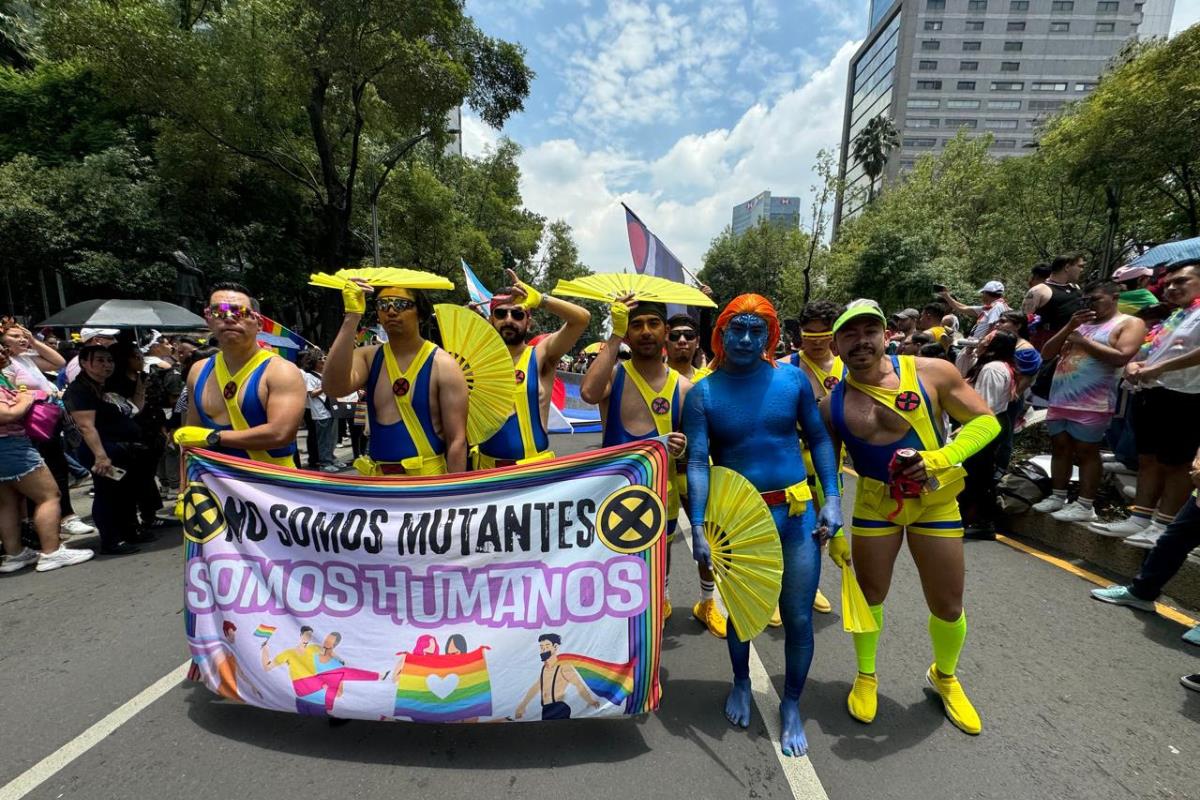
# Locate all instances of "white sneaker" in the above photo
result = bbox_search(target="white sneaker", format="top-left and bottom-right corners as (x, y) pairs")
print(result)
(1124, 522), (1165, 550)
(1090, 516), (1149, 538)
(1102, 461), (1136, 476)
(1052, 502), (1098, 523)
(0, 547), (38, 574)
(35, 546), (95, 572)
(1032, 495), (1067, 513)
(60, 516), (97, 537)
(1121, 484), (1136, 500)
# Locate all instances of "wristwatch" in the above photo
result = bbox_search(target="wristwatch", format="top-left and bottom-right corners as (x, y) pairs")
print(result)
(205, 430), (221, 447)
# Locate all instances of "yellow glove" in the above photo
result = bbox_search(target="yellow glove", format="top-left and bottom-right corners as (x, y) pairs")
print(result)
(517, 281), (543, 310)
(174, 426), (216, 447)
(828, 533), (851, 568)
(341, 280), (366, 315)
(610, 301), (630, 338)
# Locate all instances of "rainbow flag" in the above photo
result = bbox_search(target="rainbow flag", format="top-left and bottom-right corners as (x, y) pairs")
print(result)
(253, 624), (277, 640)
(557, 654), (636, 707)
(394, 646), (492, 722)
(256, 315), (311, 362)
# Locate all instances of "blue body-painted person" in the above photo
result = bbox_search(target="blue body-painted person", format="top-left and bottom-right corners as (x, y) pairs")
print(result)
(682, 294), (843, 758)
(581, 296), (693, 621)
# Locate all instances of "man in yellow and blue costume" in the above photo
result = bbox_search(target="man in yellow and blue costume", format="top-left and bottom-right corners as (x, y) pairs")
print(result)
(822, 299), (999, 736)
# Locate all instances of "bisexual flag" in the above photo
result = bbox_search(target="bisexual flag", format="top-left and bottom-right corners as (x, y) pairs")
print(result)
(623, 203), (691, 318)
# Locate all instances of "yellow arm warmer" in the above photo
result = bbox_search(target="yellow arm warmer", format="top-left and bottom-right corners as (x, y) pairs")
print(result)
(919, 414), (1001, 471)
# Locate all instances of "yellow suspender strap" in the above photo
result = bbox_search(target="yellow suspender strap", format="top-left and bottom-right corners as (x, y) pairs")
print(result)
(843, 356), (941, 450)
(621, 365), (680, 437)
(512, 346), (541, 457)
(213, 349), (291, 466)
(381, 340), (438, 461)
(799, 353), (844, 397)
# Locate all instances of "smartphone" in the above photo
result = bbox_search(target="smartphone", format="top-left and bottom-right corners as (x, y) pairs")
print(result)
(108, 466), (127, 481)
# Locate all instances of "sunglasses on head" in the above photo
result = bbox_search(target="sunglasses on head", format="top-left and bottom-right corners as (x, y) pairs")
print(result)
(377, 297), (417, 314)
(204, 303), (255, 321)
(493, 308), (527, 321)
(668, 330), (698, 342)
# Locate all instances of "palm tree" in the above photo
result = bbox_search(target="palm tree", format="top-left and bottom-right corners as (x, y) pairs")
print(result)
(850, 114), (899, 203)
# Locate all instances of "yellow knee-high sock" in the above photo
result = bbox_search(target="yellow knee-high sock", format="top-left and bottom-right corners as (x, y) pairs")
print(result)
(853, 604), (884, 674)
(928, 611), (967, 676)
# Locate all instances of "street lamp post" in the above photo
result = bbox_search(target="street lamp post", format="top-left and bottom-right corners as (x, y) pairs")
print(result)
(369, 128), (460, 266)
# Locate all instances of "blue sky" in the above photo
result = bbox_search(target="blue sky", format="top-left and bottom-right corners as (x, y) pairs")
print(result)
(463, 0), (1200, 272)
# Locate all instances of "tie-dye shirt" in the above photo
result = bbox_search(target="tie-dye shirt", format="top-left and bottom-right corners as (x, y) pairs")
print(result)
(1049, 314), (1131, 417)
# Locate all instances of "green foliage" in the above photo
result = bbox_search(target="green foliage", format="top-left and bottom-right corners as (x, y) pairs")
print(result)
(699, 220), (815, 320)
(850, 114), (898, 203)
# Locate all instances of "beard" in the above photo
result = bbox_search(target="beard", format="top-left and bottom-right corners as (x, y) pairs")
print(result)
(498, 325), (523, 345)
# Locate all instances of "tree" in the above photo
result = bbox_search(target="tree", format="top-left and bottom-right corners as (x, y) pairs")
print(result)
(699, 221), (812, 319)
(850, 114), (898, 203)
(48, 0), (534, 332)
(801, 148), (839, 304)
(0, 1), (42, 69)
(1040, 24), (1200, 246)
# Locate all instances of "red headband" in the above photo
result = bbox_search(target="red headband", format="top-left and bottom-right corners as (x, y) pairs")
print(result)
(489, 293), (516, 313)
(711, 294), (780, 369)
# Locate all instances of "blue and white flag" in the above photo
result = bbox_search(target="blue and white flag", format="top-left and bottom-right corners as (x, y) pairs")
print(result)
(462, 259), (493, 315)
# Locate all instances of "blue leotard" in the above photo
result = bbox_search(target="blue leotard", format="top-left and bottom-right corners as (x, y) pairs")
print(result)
(479, 347), (549, 460)
(366, 347), (445, 462)
(601, 364), (681, 447)
(828, 355), (939, 482)
(195, 357), (298, 462)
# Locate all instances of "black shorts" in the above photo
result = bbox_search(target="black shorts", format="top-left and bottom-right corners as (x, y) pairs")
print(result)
(1132, 388), (1200, 466)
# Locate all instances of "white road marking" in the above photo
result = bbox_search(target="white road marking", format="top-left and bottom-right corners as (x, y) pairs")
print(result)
(679, 511), (830, 800)
(0, 661), (190, 800)
(746, 645), (830, 800)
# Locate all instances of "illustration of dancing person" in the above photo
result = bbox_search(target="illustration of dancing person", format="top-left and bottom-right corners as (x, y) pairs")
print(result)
(260, 627), (381, 716)
(514, 634), (601, 721)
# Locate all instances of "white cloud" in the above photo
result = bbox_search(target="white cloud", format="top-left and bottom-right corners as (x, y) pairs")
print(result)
(515, 38), (860, 272)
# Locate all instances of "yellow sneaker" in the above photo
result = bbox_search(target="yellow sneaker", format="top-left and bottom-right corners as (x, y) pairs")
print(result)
(768, 605), (782, 627)
(925, 664), (981, 735)
(663, 597), (672, 621)
(692, 599), (727, 639)
(847, 672), (878, 723)
(813, 588), (832, 614)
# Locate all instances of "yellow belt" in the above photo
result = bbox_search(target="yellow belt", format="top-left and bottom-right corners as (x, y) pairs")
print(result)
(473, 449), (556, 471)
(352, 453), (448, 476)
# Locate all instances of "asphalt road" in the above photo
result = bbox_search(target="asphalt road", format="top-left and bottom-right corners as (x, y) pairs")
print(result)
(2, 432), (1197, 800)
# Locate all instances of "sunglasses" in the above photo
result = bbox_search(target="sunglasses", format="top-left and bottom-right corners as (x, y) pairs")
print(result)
(668, 330), (698, 342)
(492, 308), (527, 321)
(801, 331), (834, 340)
(204, 303), (255, 321)
(377, 297), (417, 314)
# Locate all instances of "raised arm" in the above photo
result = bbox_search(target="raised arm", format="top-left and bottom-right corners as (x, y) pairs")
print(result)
(580, 297), (632, 405)
(322, 280), (374, 398)
(1070, 317), (1145, 366)
(23, 327), (66, 372)
(1040, 308), (1090, 361)
(937, 290), (978, 317)
(503, 269), (591, 367)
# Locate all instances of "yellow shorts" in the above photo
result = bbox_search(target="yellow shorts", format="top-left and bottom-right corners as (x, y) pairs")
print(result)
(850, 475), (964, 538)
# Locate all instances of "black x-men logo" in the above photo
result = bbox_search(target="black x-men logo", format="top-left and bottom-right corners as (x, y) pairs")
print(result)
(222, 381), (238, 400)
(651, 397), (670, 415)
(895, 391), (922, 411)
(596, 486), (664, 554)
(392, 378), (410, 397)
(824, 375), (840, 390)
(514, 369), (526, 385)
(182, 482), (226, 545)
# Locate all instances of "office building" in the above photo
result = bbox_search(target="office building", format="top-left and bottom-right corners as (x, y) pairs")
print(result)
(833, 0), (1175, 229)
(732, 191), (802, 236)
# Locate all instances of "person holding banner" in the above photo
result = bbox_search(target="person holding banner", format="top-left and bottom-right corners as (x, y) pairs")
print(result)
(822, 299), (998, 736)
(582, 297), (690, 620)
(323, 278), (469, 475)
(174, 283), (306, 467)
(682, 293), (842, 759)
(475, 269), (590, 470)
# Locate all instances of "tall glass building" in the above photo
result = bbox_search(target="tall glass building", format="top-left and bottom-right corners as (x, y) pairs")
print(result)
(732, 191), (802, 236)
(833, 0), (1175, 231)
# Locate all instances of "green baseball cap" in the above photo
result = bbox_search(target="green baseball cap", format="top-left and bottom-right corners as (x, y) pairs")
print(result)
(832, 299), (887, 334)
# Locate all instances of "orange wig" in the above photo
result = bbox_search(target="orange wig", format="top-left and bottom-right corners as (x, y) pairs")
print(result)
(711, 294), (781, 369)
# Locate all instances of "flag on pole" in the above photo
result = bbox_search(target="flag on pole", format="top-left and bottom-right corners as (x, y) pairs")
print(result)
(622, 203), (691, 318)
(462, 259), (492, 316)
(257, 315), (313, 361)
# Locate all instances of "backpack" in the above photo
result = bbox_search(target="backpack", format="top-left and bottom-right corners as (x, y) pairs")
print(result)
(996, 459), (1052, 514)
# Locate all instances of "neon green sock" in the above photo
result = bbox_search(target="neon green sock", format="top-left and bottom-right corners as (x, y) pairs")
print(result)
(928, 611), (967, 676)
(853, 604), (884, 674)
